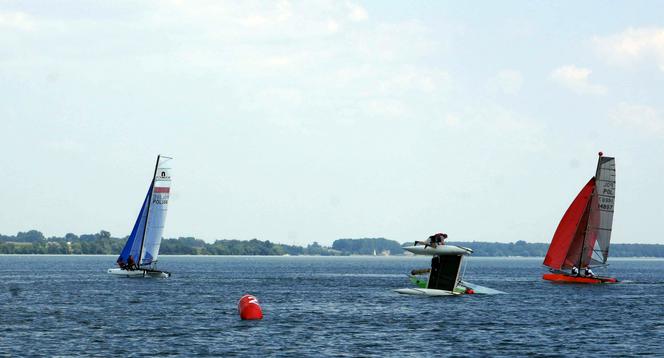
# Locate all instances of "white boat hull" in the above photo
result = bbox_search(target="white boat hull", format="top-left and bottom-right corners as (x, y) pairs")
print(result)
(394, 288), (459, 296)
(403, 245), (473, 256)
(107, 268), (170, 278)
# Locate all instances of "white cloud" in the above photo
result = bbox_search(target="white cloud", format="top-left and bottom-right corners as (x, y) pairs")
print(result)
(347, 2), (368, 22)
(550, 65), (607, 95)
(610, 102), (664, 137)
(444, 114), (460, 127)
(352, 21), (436, 63)
(375, 67), (449, 95)
(487, 69), (523, 95)
(326, 19), (339, 33)
(363, 99), (406, 118)
(240, 14), (269, 28)
(0, 11), (35, 31)
(594, 27), (664, 71)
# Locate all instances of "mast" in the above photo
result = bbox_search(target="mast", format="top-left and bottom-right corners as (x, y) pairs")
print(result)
(137, 155), (161, 267)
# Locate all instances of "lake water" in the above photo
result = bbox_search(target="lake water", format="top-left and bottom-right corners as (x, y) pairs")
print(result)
(1, 255), (663, 356)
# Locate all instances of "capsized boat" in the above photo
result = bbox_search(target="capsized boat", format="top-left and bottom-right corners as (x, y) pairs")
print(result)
(542, 152), (617, 284)
(396, 243), (503, 296)
(108, 155), (173, 278)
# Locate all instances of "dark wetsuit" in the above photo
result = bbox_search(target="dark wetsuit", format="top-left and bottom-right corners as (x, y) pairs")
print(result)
(428, 234), (446, 246)
(127, 256), (136, 270)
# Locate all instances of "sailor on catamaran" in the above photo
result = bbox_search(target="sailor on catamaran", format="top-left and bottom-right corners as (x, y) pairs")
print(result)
(571, 266), (579, 276)
(584, 267), (595, 278)
(414, 233), (448, 248)
(126, 255), (137, 271)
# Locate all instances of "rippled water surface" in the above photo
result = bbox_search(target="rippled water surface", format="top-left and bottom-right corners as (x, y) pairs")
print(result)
(1, 256), (663, 356)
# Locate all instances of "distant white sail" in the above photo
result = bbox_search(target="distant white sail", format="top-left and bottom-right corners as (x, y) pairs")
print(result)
(140, 156), (172, 266)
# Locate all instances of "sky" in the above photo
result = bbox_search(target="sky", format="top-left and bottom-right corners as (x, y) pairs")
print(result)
(1, 1), (663, 245)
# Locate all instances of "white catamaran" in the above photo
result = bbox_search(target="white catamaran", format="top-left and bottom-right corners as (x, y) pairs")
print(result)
(108, 155), (172, 278)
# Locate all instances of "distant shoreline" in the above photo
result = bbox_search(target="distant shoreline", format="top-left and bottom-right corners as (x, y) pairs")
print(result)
(3, 231), (664, 257)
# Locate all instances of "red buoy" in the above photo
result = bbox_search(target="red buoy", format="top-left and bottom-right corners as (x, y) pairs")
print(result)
(238, 294), (263, 320)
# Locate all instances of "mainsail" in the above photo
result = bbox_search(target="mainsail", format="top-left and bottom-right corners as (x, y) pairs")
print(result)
(585, 156), (616, 266)
(543, 154), (616, 270)
(117, 155), (172, 268)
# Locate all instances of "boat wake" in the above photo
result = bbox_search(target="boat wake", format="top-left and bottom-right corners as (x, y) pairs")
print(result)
(617, 280), (664, 285)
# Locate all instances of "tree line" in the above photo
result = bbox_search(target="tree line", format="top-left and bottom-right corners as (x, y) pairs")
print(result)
(0, 230), (339, 255)
(1, 230), (663, 257)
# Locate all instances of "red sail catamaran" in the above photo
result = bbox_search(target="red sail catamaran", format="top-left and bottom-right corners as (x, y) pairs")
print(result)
(542, 152), (618, 284)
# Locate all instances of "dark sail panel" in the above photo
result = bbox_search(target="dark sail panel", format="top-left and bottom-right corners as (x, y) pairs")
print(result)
(427, 255), (462, 291)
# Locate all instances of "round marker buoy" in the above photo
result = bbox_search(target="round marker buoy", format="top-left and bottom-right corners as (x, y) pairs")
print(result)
(238, 294), (263, 320)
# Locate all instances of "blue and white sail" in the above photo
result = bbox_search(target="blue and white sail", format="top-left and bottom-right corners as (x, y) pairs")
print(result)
(116, 155), (172, 268)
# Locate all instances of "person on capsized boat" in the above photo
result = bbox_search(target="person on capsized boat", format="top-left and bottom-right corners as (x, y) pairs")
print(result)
(571, 266), (579, 276)
(414, 233), (448, 248)
(428, 233), (447, 248)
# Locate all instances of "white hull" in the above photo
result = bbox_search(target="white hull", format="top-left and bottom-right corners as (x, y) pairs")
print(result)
(107, 268), (170, 278)
(403, 245), (473, 256)
(394, 288), (459, 296)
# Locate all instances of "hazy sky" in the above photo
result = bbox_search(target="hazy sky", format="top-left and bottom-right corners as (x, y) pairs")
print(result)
(1, 1), (663, 245)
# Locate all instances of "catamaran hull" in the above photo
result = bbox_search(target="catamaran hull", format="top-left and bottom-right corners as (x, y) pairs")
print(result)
(403, 245), (473, 256)
(394, 288), (460, 296)
(542, 273), (617, 284)
(107, 268), (171, 278)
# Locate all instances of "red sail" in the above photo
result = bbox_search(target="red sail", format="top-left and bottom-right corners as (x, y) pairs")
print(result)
(543, 178), (596, 270)
(563, 196), (592, 268)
